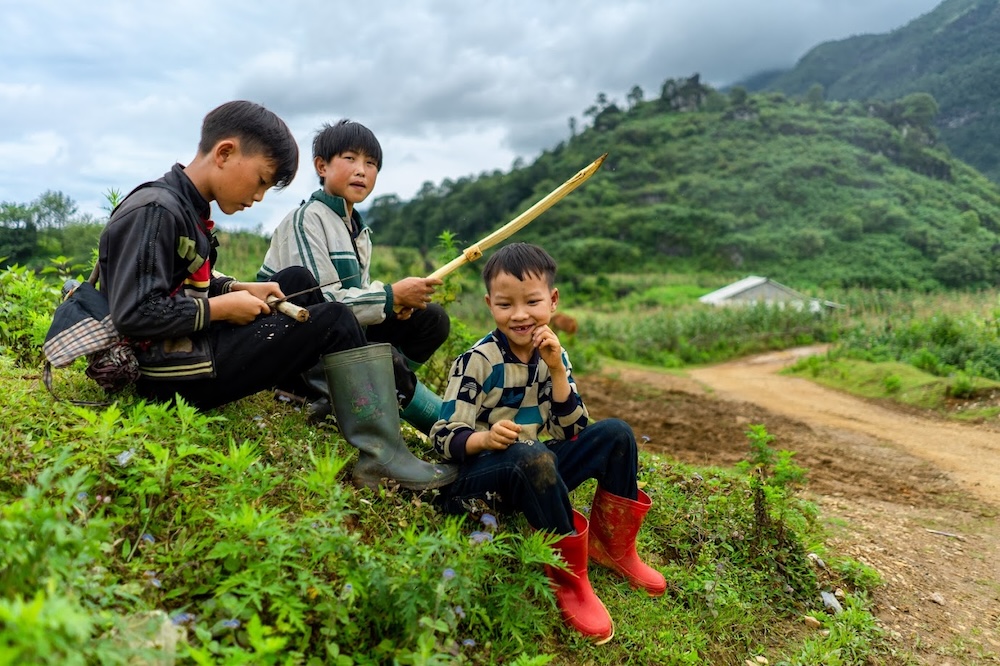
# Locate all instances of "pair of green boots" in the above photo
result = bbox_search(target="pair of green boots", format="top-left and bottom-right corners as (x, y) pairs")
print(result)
(319, 343), (456, 491)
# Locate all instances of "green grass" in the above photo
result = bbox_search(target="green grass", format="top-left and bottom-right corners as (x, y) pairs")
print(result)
(784, 354), (1000, 422)
(1, 277), (899, 664)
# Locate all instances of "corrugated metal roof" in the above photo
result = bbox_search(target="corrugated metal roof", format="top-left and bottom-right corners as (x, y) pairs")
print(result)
(699, 276), (844, 311)
(698, 276), (805, 304)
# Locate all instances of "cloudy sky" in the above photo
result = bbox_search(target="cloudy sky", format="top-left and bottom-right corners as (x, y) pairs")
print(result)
(2, 0), (940, 232)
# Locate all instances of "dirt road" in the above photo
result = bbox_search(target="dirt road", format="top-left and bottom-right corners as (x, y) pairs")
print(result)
(581, 348), (1000, 665)
(690, 345), (1000, 505)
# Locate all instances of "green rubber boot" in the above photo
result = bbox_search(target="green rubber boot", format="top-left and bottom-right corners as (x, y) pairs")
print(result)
(323, 344), (458, 491)
(400, 380), (444, 435)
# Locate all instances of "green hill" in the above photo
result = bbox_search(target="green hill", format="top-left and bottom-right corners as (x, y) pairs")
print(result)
(369, 82), (1000, 291)
(740, 0), (1000, 182)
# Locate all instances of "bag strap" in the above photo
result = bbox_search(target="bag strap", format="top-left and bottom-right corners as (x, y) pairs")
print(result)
(43, 361), (112, 407)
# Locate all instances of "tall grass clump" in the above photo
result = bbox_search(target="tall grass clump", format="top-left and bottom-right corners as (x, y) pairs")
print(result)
(586, 302), (842, 367)
(838, 310), (1000, 382)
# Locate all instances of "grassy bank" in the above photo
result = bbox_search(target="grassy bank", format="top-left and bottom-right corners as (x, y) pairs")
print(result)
(0, 265), (896, 664)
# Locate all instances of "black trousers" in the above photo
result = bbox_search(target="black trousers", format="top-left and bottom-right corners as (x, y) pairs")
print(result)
(136, 267), (366, 410)
(364, 303), (451, 365)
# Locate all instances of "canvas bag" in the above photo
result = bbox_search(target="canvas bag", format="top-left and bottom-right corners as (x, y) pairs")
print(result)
(40, 180), (185, 402)
(42, 266), (140, 403)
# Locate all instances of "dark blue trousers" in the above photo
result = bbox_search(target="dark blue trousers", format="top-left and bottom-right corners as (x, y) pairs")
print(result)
(437, 418), (639, 535)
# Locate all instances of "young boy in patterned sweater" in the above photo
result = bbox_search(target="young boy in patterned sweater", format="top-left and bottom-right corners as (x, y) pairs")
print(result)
(429, 242), (664, 644)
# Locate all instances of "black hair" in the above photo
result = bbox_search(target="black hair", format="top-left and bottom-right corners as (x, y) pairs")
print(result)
(312, 119), (383, 185)
(482, 242), (558, 293)
(198, 100), (299, 190)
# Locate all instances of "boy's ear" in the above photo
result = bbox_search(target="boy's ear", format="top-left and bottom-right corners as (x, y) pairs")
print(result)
(313, 155), (328, 176)
(550, 287), (559, 310)
(213, 139), (238, 167)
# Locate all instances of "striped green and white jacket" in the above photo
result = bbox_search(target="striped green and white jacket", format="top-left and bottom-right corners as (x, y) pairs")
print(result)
(257, 190), (395, 325)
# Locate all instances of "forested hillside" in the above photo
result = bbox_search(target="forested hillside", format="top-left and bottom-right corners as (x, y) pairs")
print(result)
(369, 79), (1000, 290)
(741, 0), (1000, 182)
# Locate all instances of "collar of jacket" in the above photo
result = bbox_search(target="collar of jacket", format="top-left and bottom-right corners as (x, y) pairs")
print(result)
(167, 163), (213, 224)
(309, 190), (367, 231)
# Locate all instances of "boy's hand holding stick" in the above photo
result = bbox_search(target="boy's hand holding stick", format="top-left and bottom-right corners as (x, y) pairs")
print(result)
(266, 274), (359, 322)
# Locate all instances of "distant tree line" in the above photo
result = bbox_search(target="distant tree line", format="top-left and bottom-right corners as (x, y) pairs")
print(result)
(0, 191), (104, 272)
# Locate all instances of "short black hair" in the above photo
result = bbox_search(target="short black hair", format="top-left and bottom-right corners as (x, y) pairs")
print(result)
(482, 243), (558, 293)
(198, 100), (299, 190)
(313, 119), (383, 185)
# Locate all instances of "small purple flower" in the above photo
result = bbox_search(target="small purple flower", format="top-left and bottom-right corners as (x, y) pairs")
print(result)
(221, 619), (241, 629)
(442, 568), (456, 581)
(102, 496), (111, 504)
(149, 578), (162, 588)
(172, 612), (195, 625)
(469, 531), (493, 544)
(453, 605), (465, 619)
(641, 434), (651, 443)
(479, 513), (498, 531)
(76, 492), (89, 502)
(141, 533), (155, 544)
(343, 583), (353, 593)
(462, 638), (476, 648)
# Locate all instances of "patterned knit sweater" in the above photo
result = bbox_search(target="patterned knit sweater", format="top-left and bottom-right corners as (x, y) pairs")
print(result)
(430, 330), (589, 462)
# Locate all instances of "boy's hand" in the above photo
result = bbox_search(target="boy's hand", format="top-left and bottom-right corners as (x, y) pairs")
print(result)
(233, 281), (283, 302)
(392, 277), (444, 310)
(209, 291), (272, 325)
(533, 324), (564, 370)
(486, 419), (522, 450)
(468, 419), (522, 454)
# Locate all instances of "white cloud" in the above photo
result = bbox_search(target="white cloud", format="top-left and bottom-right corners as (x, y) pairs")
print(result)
(0, 0), (942, 231)
(0, 131), (68, 166)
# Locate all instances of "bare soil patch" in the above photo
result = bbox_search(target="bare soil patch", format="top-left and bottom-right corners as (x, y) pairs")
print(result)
(580, 348), (1000, 664)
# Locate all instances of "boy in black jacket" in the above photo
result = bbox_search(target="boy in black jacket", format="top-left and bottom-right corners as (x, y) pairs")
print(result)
(98, 100), (455, 490)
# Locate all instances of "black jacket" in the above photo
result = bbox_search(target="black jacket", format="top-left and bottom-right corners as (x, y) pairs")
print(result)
(98, 164), (236, 380)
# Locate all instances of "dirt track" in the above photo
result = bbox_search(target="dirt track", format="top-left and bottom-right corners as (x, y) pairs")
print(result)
(580, 347), (1000, 665)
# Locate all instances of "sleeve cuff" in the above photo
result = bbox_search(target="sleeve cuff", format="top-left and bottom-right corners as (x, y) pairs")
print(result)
(448, 430), (472, 463)
(551, 394), (581, 417)
(383, 284), (395, 317)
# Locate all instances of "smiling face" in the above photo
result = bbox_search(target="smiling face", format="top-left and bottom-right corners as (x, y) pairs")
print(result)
(212, 140), (277, 215)
(485, 269), (559, 361)
(316, 150), (379, 214)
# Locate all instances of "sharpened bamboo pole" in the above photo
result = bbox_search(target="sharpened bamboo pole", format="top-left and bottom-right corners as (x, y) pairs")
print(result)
(427, 153), (608, 281)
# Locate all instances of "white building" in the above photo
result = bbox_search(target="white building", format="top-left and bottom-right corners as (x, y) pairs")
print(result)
(699, 276), (842, 313)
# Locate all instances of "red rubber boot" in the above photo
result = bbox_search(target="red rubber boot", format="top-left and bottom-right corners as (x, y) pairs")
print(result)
(588, 488), (667, 596)
(546, 510), (615, 644)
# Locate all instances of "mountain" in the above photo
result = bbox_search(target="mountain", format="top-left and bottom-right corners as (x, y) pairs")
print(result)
(739, 0), (1000, 182)
(368, 80), (1000, 291)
